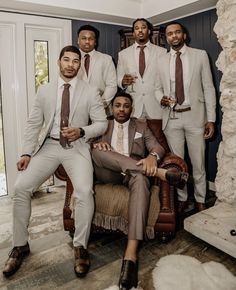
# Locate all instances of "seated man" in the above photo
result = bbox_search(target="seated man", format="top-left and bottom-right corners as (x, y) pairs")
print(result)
(91, 91), (188, 290)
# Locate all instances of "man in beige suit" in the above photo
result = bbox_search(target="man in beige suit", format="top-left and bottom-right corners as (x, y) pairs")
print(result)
(155, 22), (216, 212)
(92, 92), (188, 290)
(77, 24), (117, 116)
(3, 45), (107, 278)
(117, 18), (166, 119)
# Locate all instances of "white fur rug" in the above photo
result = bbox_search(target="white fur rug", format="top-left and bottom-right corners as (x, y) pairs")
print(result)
(103, 255), (236, 290)
(153, 255), (236, 290)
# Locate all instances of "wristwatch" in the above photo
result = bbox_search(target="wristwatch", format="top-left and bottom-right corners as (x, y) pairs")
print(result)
(150, 152), (161, 163)
(79, 128), (85, 138)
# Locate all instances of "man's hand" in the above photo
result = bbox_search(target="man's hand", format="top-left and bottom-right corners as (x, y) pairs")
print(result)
(121, 74), (137, 87)
(136, 155), (158, 176)
(61, 127), (83, 141)
(93, 142), (111, 151)
(160, 96), (172, 107)
(204, 122), (215, 139)
(17, 156), (31, 171)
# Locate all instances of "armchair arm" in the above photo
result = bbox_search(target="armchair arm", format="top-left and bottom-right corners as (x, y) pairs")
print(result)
(154, 153), (188, 241)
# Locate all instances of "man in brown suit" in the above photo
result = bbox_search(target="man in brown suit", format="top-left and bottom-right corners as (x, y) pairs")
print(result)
(92, 91), (188, 290)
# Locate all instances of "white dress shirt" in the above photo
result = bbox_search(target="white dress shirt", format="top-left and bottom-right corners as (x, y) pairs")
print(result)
(50, 77), (77, 138)
(111, 119), (130, 157)
(169, 44), (190, 106)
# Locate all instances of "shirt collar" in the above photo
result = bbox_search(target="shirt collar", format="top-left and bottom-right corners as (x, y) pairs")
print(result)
(170, 43), (187, 56)
(58, 76), (77, 89)
(134, 40), (151, 49)
(80, 49), (95, 58)
(114, 119), (130, 129)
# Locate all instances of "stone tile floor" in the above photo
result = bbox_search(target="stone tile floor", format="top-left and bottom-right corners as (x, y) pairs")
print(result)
(0, 187), (235, 290)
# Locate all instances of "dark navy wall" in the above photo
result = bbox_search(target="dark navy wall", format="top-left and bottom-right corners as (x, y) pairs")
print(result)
(72, 9), (221, 182)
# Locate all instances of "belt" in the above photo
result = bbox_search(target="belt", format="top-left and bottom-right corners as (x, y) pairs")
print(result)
(48, 136), (60, 141)
(173, 107), (191, 113)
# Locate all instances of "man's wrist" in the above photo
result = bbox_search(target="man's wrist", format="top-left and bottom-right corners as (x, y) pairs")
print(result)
(149, 152), (161, 164)
(79, 128), (85, 138)
(21, 154), (31, 158)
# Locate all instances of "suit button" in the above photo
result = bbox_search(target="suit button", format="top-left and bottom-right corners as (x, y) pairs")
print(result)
(142, 93), (145, 96)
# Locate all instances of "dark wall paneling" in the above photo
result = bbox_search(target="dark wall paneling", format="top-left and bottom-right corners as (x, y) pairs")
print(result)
(71, 8), (221, 182)
(161, 9), (222, 182)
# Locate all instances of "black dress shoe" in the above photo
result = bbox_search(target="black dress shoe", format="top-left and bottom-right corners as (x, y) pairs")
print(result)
(119, 259), (138, 290)
(165, 170), (192, 189)
(74, 246), (90, 278)
(3, 243), (30, 277)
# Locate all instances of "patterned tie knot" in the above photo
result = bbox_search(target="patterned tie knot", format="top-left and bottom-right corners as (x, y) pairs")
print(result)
(118, 124), (123, 129)
(176, 51), (181, 56)
(138, 45), (146, 51)
(64, 83), (70, 89)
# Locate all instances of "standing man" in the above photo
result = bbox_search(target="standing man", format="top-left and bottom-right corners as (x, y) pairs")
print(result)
(92, 92), (189, 290)
(2, 45), (107, 278)
(77, 24), (117, 116)
(117, 18), (166, 120)
(156, 22), (216, 212)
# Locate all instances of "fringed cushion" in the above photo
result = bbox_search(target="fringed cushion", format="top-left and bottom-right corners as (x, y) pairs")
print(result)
(93, 183), (160, 239)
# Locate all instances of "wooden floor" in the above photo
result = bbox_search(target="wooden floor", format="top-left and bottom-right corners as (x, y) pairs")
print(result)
(0, 188), (235, 290)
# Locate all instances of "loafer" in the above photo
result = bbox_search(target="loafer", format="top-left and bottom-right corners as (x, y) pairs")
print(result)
(3, 243), (30, 277)
(165, 170), (191, 189)
(196, 202), (206, 212)
(74, 246), (90, 278)
(119, 259), (138, 290)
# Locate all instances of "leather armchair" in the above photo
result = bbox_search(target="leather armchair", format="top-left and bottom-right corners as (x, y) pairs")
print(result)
(55, 120), (188, 242)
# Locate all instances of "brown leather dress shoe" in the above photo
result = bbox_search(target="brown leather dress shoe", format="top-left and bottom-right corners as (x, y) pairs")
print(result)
(2, 243), (30, 277)
(74, 246), (90, 278)
(196, 202), (206, 212)
(165, 171), (191, 189)
(119, 259), (138, 290)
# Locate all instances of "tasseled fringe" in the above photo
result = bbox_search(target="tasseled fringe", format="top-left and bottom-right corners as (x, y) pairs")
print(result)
(93, 212), (155, 239)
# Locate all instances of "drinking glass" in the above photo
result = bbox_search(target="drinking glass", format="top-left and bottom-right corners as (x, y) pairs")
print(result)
(128, 72), (137, 93)
(61, 118), (73, 149)
(169, 97), (178, 119)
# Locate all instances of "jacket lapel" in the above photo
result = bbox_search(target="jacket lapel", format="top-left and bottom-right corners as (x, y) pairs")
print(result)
(128, 119), (136, 155)
(69, 78), (83, 123)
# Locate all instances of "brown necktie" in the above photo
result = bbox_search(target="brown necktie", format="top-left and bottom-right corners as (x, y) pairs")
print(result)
(60, 83), (70, 147)
(138, 46), (146, 78)
(84, 54), (90, 76)
(175, 51), (185, 105)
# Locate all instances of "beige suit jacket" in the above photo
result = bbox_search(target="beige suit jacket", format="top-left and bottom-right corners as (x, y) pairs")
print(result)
(155, 46), (216, 130)
(117, 43), (166, 119)
(22, 77), (108, 160)
(99, 118), (165, 160)
(78, 50), (117, 105)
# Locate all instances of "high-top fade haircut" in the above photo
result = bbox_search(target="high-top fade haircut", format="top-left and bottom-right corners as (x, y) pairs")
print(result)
(77, 24), (100, 40)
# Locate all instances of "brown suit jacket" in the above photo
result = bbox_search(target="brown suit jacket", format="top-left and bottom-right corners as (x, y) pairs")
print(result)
(98, 118), (165, 161)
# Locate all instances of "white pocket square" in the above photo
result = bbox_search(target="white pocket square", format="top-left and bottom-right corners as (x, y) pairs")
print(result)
(134, 132), (142, 139)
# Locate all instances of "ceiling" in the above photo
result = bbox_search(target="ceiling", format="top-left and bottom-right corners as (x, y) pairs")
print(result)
(0, 0), (218, 26)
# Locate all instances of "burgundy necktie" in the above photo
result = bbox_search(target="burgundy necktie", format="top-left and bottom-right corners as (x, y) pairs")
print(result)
(60, 83), (70, 147)
(138, 46), (146, 78)
(84, 54), (90, 76)
(175, 51), (185, 105)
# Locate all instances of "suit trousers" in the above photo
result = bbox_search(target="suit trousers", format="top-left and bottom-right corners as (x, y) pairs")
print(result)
(12, 139), (94, 248)
(164, 110), (206, 203)
(92, 148), (150, 241)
